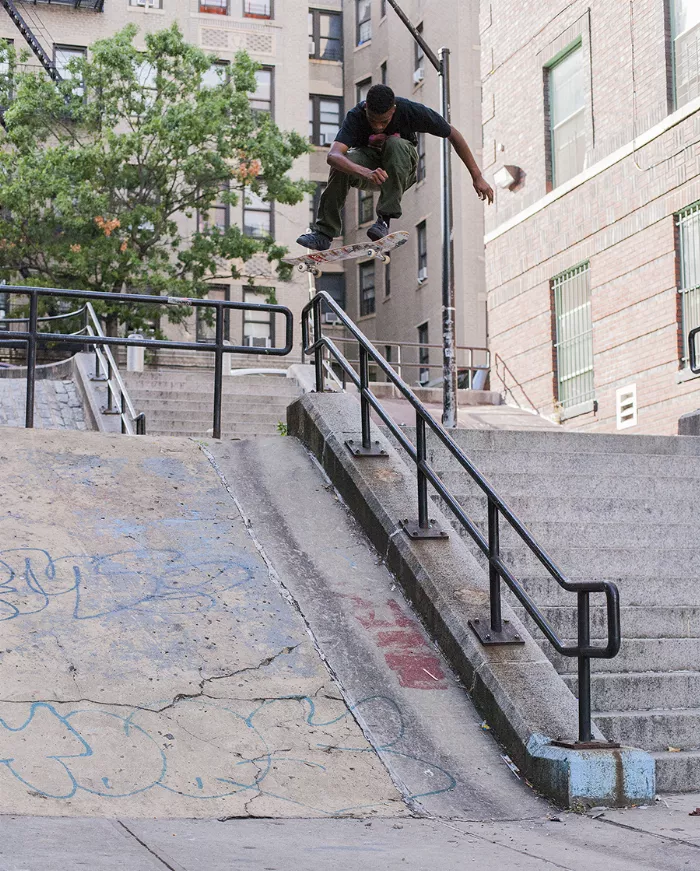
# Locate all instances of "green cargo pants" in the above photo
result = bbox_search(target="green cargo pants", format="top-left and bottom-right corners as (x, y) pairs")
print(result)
(314, 136), (418, 239)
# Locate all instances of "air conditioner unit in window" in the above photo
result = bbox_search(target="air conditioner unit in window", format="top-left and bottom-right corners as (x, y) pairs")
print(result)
(244, 336), (272, 348)
(323, 311), (342, 325)
(413, 67), (425, 85)
(418, 266), (428, 283)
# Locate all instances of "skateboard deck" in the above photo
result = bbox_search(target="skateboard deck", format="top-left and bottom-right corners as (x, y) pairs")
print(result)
(284, 231), (409, 275)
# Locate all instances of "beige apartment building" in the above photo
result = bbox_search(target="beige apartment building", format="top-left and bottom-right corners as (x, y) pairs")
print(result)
(330, 0), (487, 386)
(481, 0), (700, 435)
(0, 0), (312, 361)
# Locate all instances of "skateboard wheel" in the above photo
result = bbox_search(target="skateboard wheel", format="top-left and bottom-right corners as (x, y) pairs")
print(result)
(378, 254), (390, 264)
(297, 263), (307, 273)
(366, 248), (377, 258)
(310, 267), (322, 277)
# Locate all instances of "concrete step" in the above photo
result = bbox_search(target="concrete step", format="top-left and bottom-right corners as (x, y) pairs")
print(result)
(133, 409), (285, 424)
(651, 749), (700, 792)
(127, 395), (294, 411)
(147, 427), (282, 438)
(125, 381), (300, 397)
(501, 576), (700, 607)
(517, 605), (700, 640)
(563, 672), (700, 713)
(548, 638), (700, 675)
(594, 708), (700, 751)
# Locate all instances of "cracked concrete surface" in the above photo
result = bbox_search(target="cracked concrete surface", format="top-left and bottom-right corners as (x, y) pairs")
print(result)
(0, 428), (404, 818)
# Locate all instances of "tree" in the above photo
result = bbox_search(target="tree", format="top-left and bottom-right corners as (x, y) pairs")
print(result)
(0, 25), (310, 332)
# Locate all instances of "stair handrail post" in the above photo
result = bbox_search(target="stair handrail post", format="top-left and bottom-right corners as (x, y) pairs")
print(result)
(487, 498), (503, 634)
(105, 358), (115, 413)
(577, 590), (593, 742)
(313, 299), (324, 393)
(416, 411), (429, 530)
(212, 302), (224, 440)
(24, 289), (38, 428)
(359, 344), (371, 451)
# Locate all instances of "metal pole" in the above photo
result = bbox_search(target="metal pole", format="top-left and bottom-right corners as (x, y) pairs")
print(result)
(578, 591), (592, 742)
(488, 499), (502, 634)
(384, 1), (457, 427)
(25, 291), (37, 429)
(416, 413), (429, 529)
(439, 48), (458, 428)
(313, 302), (324, 393)
(359, 345), (371, 450)
(213, 305), (224, 440)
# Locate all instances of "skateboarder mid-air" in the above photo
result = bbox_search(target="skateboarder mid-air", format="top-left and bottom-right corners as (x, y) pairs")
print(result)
(297, 84), (494, 251)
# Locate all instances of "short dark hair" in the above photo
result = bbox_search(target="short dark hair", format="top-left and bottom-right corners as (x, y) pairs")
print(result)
(365, 84), (395, 114)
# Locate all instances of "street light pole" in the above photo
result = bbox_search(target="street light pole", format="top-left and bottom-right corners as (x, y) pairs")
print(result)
(385, 0), (457, 427)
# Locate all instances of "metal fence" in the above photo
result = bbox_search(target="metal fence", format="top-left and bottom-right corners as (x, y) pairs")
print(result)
(553, 262), (595, 410)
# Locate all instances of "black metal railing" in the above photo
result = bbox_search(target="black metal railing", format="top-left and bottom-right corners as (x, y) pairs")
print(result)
(303, 291), (621, 744)
(690, 327), (700, 374)
(0, 285), (293, 439)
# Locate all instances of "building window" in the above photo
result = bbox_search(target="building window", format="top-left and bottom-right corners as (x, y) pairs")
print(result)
(309, 95), (342, 146)
(54, 45), (86, 97)
(672, 0), (700, 108)
(418, 322), (429, 385)
(417, 220), (427, 280)
(358, 188), (373, 225)
(317, 272), (346, 312)
(243, 185), (273, 237)
(199, 0), (227, 15)
(250, 68), (273, 115)
(359, 261), (375, 316)
(678, 201), (700, 367)
(414, 23), (425, 77)
(130, 0), (163, 7)
(416, 132), (426, 182)
(196, 285), (230, 343)
(381, 61), (388, 85)
(244, 0), (272, 18)
(198, 183), (229, 233)
(309, 9), (343, 62)
(384, 261), (391, 297)
(243, 287), (275, 347)
(201, 60), (229, 89)
(547, 43), (586, 188)
(357, 0), (371, 46)
(553, 262), (594, 410)
(357, 77), (372, 104)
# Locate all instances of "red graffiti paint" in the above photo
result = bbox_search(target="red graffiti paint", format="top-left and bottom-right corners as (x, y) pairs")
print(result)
(344, 594), (448, 689)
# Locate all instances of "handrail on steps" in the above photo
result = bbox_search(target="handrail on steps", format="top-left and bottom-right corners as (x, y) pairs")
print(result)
(302, 291), (621, 745)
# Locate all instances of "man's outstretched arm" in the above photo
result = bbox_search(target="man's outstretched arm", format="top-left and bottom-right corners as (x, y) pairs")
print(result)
(447, 127), (494, 204)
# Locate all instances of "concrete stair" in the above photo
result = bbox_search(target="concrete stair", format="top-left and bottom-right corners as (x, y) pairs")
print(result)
(415, 426), (700, 792)
(123, 368), (301, 438)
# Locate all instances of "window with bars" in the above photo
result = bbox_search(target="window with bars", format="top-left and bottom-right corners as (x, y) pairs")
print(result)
(678, 201), (700, 367)
(309, 9), (343, 61)
(309, 95), (342, 145)
(250, 68), (273, 115)
(416, 132), (426, 182)
(199, 0), (227, 14)
(417, 220), (427, 279)
(357, 77), (372, 104)
(553, 262), (595, 410)
(244, 0), (272, 18)
(357, 0), (371, 45)
(672, 0), (700, 108)
(196, 285), (230, 343)
(243, 287), (275, 347)
(418, 322), (429, 384)
(243, 185), (273, 237)
(359, 261), (375, 316)
(358, 188), (373, 224)
(547, 43), (586, 188)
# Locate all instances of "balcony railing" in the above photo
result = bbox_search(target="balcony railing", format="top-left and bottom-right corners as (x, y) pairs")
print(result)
(17, 0), (104, 10)
(243, 0), (271, 18)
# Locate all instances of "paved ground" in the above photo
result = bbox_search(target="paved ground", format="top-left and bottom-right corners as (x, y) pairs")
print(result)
(0, 379), (87, 430)
(2, 426), (700, 869)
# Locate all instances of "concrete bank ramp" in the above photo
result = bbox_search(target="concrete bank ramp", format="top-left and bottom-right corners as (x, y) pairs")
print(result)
(0, 427), (540, 820)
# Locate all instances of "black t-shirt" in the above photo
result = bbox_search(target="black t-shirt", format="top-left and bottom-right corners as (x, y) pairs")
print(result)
(335, 97), (451, 148)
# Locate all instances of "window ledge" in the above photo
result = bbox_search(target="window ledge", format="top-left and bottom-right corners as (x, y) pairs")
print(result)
(354, 41), (372, 52)
(559, 398), (596, 421)
(309, 58), (343, 66)
(357, 312), (376, 322)
(676, 366), (700, 384)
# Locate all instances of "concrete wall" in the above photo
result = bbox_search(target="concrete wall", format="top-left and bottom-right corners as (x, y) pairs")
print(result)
(481, 0), (700, 434)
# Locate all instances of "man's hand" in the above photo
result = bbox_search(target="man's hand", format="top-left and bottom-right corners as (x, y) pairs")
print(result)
(364, 167), (389, 186)
(473, 174), (494, 204)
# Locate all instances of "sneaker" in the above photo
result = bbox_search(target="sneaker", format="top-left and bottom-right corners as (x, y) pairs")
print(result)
(367, 218), (390, 242)
(296, 230), (332, 251)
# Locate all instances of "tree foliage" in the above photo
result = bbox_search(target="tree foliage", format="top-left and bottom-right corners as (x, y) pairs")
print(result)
(0, 25), (310, 330)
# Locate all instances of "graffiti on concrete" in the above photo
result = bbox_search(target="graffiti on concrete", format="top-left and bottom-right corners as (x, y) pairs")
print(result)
(0, 695), (456, 811)
(0, 547), (258, 622)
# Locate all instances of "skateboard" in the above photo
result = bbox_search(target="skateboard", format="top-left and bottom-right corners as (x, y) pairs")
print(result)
(284, 231), (409, 276)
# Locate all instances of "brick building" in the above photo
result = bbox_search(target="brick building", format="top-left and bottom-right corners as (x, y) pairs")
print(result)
(481, 0), (700, 433)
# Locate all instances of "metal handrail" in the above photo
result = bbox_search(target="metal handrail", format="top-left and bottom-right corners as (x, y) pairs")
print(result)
(303, 291), (621, 744)
(690, 327), (700, 374)
(0, 285), (294, 439)
(83, 302), (145, 436)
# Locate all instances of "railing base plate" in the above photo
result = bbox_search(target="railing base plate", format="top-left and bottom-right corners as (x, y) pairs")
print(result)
(345, 439), (387, 457)
(551, 740), (621, 751)
(469, 616), (525, 645)
(101, 407), (121, 415)
(401, 519), (449, 540)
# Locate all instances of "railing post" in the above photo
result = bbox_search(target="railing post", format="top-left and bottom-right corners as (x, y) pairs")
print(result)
(313, 302), (324, 393)
(120, 392), (127, 435)
(213, 304), (224, 440)
(416, 413), (429, 530)
(359, 345), (371, 451)
(106, 360), (115, 413)
(488, 498), (503, 635)
(24, 291), (38, 429)
(578, 591), (593, 743)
